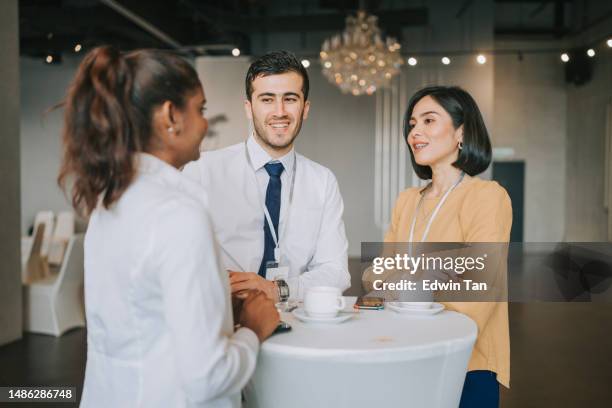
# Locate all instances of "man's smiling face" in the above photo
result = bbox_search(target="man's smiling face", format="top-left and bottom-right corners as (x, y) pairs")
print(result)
(245, 71), (310, 156)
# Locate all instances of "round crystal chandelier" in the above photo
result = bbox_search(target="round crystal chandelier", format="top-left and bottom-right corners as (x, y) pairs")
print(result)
(320, 10), (403, 96)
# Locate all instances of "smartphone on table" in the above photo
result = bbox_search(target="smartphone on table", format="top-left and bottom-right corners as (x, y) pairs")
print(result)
(354, 296), (384, 310)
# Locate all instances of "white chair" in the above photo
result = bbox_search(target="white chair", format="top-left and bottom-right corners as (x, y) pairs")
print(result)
(48, 211), (75, 266)
(23, 234), (86, 336)
(21, 236), (34, 280)
(33, 210), (55, 257)
(23, 223), (51, 284)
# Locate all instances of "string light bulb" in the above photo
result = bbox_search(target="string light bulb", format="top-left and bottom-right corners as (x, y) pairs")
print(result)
(586, 48), (595, 57)
(74, 44), (82, 52)
(407, 57), (417, 66)
(301, 59), (310, 68)
(561, 53), (570, 63)
(476, 54), (486, 64)
(441, 57), (451, 65)
(231, 48), (240, 57)
(45, 55), (53, 64)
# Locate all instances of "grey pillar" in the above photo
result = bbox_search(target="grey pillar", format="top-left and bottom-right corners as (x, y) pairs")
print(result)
(0, 0), (22, 346)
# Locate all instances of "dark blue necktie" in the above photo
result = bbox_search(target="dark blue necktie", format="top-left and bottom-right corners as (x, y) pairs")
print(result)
(258, 162), (284, 277)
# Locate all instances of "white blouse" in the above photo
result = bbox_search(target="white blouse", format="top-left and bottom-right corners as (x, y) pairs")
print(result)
(80, 153), (258, 408)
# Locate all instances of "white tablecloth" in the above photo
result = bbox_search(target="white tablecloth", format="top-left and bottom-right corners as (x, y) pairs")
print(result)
(245, 297), (477, 408)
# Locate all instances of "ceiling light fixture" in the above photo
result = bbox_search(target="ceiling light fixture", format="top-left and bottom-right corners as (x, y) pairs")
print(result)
(320, 10), (403, 96)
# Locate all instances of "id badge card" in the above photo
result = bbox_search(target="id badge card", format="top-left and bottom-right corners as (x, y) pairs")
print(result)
(265, 261), (289, 281)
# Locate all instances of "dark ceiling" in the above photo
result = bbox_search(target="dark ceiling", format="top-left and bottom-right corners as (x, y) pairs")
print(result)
(20, 0), (605, 61)
(20, 0), (430, 59)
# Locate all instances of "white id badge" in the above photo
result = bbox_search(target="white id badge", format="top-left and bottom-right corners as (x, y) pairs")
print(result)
(265, 264), (289, 281)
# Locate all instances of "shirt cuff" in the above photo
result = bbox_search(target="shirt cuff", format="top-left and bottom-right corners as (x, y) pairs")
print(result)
(233, 327), (260, 352)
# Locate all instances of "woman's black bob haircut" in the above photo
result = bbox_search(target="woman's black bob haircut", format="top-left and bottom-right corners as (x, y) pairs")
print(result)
(403, 86), (492, 180)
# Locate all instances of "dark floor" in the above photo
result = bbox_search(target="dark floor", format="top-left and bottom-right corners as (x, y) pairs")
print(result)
(1, 303), (611, 407)
(501, 302), (612, 408)
(0, 328), (85, 408)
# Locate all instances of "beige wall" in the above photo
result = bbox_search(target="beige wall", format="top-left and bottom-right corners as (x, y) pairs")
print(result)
(565, 51), (612, 241)
(492, 35), (612, 243)
(0, 0), (22, 346)
(493, 41), (567, 242)
(196, 57), (251, 151)
(564, 8), (612, 241)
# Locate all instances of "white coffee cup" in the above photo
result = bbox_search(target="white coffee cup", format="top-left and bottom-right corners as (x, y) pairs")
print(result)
(304, 286), (346, 318)
(396, 282), (434, 309)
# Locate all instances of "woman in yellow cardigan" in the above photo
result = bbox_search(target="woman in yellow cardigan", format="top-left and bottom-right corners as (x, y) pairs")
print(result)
(363, 86), (511, 408)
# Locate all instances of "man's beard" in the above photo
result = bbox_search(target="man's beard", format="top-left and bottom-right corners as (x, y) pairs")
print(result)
(252, 113), (304, 152)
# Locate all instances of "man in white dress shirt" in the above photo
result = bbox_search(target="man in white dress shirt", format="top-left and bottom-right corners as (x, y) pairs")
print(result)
(183, 50), (350, 302)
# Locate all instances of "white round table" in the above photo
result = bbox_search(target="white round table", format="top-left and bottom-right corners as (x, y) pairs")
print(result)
(245, 297), (477, 408)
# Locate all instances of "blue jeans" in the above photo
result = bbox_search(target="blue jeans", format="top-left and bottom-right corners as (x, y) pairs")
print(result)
(459, 370), (499, 408)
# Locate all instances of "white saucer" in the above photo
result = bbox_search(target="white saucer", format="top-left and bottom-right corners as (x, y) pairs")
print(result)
(292, 308), (353, 324)
(387, 302), (445, 316)
(386, 301), (434, 310)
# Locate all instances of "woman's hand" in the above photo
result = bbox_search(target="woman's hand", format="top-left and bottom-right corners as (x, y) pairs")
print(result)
(239, 290), (280, 342)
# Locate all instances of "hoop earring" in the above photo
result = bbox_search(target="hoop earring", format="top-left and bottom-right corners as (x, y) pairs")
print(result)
(458, 141), (463, 150)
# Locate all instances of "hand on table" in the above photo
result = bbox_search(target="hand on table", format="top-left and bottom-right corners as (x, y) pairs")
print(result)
(239, 290), (280, 342)
(229, 271), (279, 302)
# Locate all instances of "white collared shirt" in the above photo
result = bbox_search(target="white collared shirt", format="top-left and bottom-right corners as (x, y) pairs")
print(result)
(183, 136), (350, 299)
(81, 153), (258, 408)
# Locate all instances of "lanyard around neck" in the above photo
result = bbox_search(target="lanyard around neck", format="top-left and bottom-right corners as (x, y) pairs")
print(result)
(408, 171), (465, 244)
(244, 141), (297, 262)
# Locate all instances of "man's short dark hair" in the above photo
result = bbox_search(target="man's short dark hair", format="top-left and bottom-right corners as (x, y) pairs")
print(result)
(403, 86), (492, 179)
(245, 50), (309, 101)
